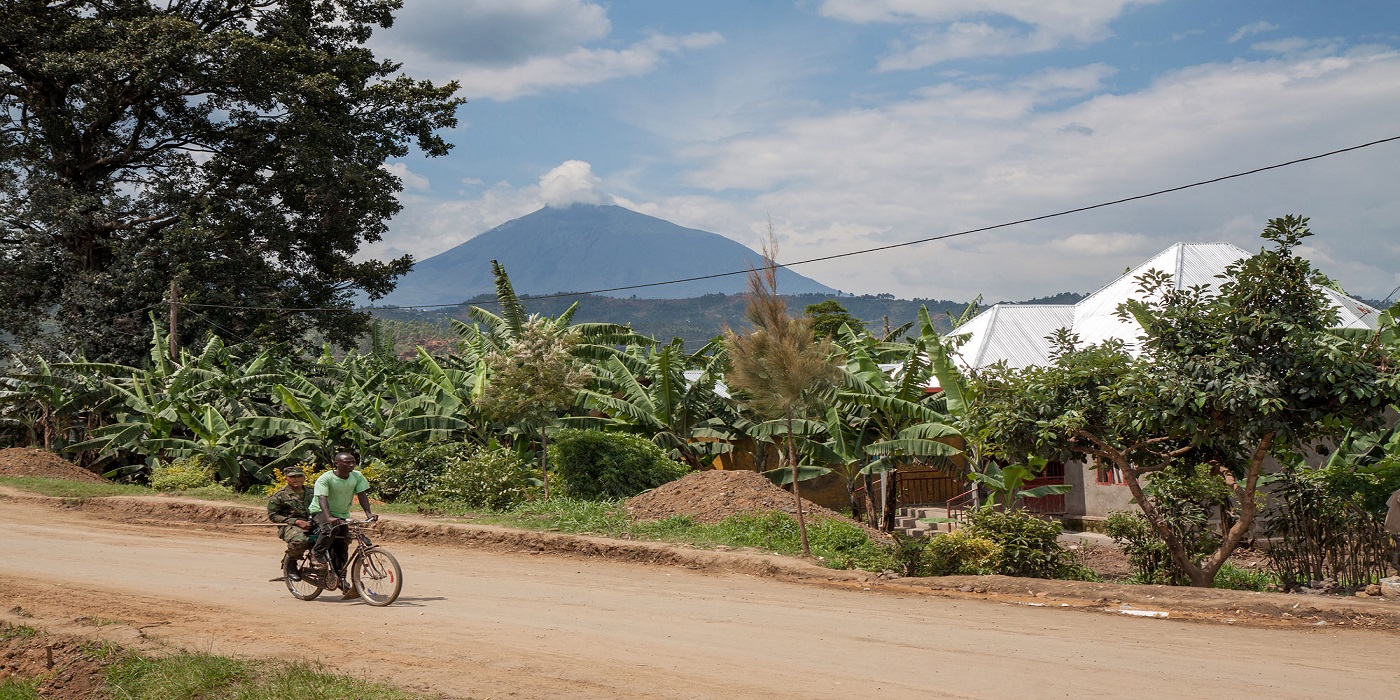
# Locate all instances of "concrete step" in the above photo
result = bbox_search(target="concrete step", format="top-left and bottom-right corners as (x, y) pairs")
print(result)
(893, 505), (963, 538)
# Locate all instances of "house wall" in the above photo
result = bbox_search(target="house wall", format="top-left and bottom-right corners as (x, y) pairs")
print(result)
(1063, 458), (1136, 530)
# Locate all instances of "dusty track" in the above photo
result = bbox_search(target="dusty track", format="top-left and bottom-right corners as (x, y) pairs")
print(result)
(1, 495), (1396, 699)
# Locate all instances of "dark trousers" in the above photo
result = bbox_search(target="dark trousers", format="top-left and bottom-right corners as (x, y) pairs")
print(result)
(311, 512), (350, 571)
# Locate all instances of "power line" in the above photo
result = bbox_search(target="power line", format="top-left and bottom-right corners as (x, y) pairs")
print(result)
(173, 134), (1400, 314)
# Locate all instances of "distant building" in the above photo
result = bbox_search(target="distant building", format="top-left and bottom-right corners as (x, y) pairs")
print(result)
(947, 242), (1381, 527)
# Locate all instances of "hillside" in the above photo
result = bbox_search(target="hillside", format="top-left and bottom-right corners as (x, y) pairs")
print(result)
(376, 204), (838, 306)
(370, 293), (997, 353)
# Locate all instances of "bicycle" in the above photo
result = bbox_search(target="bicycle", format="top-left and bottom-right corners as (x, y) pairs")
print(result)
(285, 518), (402, 606)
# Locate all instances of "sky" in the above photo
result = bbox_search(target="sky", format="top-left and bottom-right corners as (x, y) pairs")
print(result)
(361, 0), (1400, 304)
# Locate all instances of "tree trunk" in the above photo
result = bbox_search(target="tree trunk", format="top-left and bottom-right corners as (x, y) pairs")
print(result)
(540, 425), (550, 499)
(1113, 434), (1274, 587)
(787, 411), (811, 557)
(863, 470), (878, 529)
(884, 468), (898, 532)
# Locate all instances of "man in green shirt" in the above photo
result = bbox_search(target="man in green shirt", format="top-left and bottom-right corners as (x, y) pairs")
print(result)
(308, 451), (376, 575)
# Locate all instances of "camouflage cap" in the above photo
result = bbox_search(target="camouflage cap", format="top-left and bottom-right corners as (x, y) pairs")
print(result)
(283, 466), (305, 477)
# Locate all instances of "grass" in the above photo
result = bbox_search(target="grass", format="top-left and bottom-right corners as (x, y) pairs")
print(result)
(0, 678), (40, 700)
(477, 497), (899, 571)
(0, 476), (147, 498)
(0, 624), (37, 641)
(106, 653), (428, 700)
(1213, 562), (1281, 591)
(0, 476), (264, 505)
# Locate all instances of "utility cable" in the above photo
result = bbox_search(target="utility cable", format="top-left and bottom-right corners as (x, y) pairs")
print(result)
(172, 134), (1400, 313)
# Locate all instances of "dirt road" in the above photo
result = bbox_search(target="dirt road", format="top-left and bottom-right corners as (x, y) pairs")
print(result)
(0, 497), (1392, 699)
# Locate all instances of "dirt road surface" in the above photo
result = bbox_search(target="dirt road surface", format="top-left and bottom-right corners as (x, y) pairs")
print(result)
(0, 497), (1391, 700)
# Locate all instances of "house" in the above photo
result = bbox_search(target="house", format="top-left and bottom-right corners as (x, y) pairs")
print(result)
(945, 241), (1382, 528)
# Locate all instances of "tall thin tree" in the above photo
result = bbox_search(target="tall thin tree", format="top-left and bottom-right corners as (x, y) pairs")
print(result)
(724, 232), (840, 555)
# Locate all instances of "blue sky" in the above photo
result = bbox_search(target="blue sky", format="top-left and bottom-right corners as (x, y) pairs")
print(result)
(363, 0), (1400, 303)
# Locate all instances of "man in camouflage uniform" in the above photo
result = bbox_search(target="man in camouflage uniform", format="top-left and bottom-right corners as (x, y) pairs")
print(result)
(267, 465), (314, 581)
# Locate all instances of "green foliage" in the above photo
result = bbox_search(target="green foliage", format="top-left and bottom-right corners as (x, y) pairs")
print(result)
(484, 499), (896, 571)
(803, 300), (867, 339)
(1105, 464), (1229, 585)
(0, 477), (147, 498)
(922, 530), (1004, 576)
(0, 678), (40, 700)
(0, 1), (463, 363)
(969, 457), (1073, 509)
(374, 442), (459, 503)
(1212, 563), (1280, 592)
(106, 652), (425, 700)
(1264, 464), (1396, 588)
(548, 429), (688, 499)
(0, 624), (37, 641)
(970, 216), (1400, 586)
(965, 508), (1090, 579)
(148, 456), (216, 492)
(432, 447), (539, 511)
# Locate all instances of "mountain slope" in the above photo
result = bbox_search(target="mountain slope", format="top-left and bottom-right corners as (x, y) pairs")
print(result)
(376, 204), (838, 306)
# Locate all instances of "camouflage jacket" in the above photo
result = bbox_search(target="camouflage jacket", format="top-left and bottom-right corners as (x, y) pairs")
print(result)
(267, 485), (313, 525)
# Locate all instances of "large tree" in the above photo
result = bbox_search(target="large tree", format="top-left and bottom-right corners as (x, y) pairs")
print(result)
(0, 0), (462, 361)
(971, 216), (1399, 586)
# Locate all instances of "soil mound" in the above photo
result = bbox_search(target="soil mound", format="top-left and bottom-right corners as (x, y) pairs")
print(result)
(626, 469), (887, 539)
(0, 448), (104, 483)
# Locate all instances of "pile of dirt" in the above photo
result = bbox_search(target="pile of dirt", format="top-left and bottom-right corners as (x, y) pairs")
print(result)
(0, 622), (110, 700)
(0, 448), (104, 483)
(626, 469), (889, 540)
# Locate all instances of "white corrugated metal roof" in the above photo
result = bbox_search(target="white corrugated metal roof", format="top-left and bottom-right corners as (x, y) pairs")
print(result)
(953, 241), (1380, 370)
(952, 304), (1074, 370)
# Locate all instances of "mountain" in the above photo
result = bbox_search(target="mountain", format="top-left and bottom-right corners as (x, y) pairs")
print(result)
(374, 204), (839, 307)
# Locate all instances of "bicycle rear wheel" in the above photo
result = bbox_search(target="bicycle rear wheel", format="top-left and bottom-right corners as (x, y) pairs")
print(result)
(286, 555), (324, 601)
(351, 548), (402, 607)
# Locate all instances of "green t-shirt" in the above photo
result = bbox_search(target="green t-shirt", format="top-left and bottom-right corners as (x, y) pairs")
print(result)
(308, 470), (370, 519)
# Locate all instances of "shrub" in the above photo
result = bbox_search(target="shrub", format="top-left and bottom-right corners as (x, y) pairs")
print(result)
(374, 442), (463, 503)
(548, 429), (688, 500)
(922, 530), (1004, 576)
(965, 508), (1090, 579)
(1213, 562), (1280, 592)
(432, 447), (539, 511)
(1105, 510), (1182, 584)
(149, 456), (215, 492)
(1104, 465), (1226, 585)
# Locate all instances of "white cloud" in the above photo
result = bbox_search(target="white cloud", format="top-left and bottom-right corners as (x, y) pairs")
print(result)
(384, 0), (609, 65)
(817, 0), (1164, 68)
(382, 163), (430, 191)
(658, 47), (1400, 300)
(1229, 21), (1280, 44)
(539, 160), (607, 207)
(370, 0), (722, 101)
(450, 32), (724, 101)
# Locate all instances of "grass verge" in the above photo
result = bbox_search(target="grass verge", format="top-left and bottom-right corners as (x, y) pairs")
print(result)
(475, 497), (898, 571)
(0, 476), (265, 505)
(107, 652), (427, 700)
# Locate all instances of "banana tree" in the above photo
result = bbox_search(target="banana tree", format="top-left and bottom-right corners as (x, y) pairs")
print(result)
(969, 458), (1073, 510)
(241, 368), (392, 471)
(569, 340), (730, 467)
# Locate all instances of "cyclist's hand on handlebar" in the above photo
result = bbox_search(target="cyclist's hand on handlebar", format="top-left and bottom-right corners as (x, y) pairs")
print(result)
(366, 514), (379, 522)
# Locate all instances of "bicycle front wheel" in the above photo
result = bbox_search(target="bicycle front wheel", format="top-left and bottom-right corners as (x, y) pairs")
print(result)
(351, 548), (402, 607)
